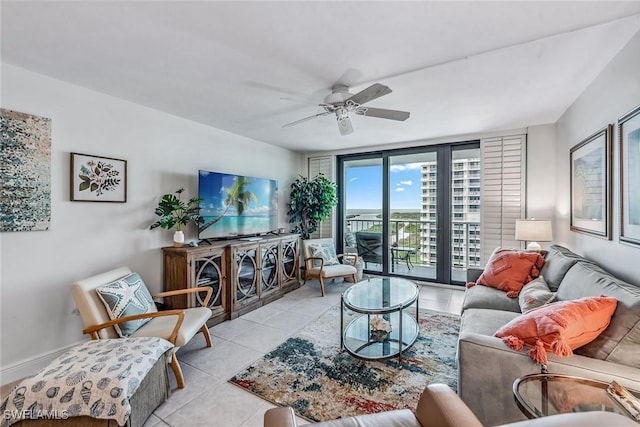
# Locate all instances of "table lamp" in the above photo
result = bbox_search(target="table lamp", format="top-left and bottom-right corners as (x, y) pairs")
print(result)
(515, 219), (553, 251)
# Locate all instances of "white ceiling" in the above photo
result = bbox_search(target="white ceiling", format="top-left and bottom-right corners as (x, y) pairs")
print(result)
(2, 1), (640, 152)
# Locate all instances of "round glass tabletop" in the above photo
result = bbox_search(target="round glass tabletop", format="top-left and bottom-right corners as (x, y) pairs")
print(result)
(342, 276), (419, 314)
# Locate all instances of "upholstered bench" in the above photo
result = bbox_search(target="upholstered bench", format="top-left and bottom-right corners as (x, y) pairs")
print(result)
(1, 337), (172, 427)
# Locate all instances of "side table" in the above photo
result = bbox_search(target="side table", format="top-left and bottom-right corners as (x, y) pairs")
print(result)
(513, 373), (640, 422)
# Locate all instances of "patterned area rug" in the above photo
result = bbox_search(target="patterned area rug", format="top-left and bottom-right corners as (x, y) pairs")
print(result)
(229, 305), (460, 422)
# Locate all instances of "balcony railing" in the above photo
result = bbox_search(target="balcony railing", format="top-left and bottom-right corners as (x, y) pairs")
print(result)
(345, 218), (482, 270)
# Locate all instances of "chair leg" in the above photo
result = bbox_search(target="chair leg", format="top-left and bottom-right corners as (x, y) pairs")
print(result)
(352, 274), (357, 283)
(303, 271), (308, 284)
(170, 352), (185, 389)
(201, 324), (212, 348)
(319, 276), (325, 297)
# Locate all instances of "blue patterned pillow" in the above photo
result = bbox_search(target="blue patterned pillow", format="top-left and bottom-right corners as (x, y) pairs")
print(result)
(96, 272), (157, 337)
(308, 242), (340, 268)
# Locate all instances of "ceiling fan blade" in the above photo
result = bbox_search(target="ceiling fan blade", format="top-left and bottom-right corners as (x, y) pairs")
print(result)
(337, 116), (354, 136)
(357, 107), (410, 121)
(347, 83), (392, 105)
(282, 111), (331, 128)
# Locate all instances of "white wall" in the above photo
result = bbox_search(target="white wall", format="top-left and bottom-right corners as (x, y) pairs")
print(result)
(526, 124), (557, 225)
(555, 30), (640, 284)
(0, 64), (303, 381)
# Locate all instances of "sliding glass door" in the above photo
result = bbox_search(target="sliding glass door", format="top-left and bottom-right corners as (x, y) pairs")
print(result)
(338, 141), (480, 285)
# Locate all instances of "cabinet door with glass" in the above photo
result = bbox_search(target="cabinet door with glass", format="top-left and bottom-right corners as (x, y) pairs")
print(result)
(190, 247), (226, 321)
(230, 243), (260, 316)
(260, 240), (280, 296)
(280, 235), (299, 288)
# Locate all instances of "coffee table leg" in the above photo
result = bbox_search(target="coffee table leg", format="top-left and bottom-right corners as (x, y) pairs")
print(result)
(398, 306), (404, 360)
(340, 296), (344, 351)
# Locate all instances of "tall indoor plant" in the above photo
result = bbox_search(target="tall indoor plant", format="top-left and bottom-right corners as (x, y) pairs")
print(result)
(287, 174), (337, 239)
(150, 188), (203, 246)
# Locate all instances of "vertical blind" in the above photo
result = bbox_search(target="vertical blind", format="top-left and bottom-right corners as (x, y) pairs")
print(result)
(480, 134), (527, 264)
(308, 155), (334, 239)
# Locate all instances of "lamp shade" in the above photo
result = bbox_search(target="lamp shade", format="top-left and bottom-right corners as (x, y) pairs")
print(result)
(515, 219), (553, 242)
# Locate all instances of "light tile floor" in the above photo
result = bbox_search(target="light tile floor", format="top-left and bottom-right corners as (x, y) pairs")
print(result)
(143, 279), (465, 427)
(0, 279), (464, 427)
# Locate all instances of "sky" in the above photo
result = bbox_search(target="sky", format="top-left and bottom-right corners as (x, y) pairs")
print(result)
(345, 163), (424, 210)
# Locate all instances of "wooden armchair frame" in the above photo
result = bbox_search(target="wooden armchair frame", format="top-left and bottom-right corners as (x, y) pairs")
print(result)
(303, 253), (358, 296)
(80, 285), (213, 389)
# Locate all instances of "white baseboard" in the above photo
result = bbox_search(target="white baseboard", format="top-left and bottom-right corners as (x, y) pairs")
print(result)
(1, 340), (87, 385)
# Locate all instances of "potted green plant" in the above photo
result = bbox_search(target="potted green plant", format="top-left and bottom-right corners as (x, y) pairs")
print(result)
(287, 174), (337, 239)
(150, 188), (203, 246)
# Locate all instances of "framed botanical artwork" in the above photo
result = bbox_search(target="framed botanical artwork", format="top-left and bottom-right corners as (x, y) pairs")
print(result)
(70, 153), (127, 202)
(570, 125), (612, 239)
(619, 105), (640, 247)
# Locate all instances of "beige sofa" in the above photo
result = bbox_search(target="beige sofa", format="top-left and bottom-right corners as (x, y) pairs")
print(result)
(459, 245), (640, 425)
(263, 383), (637, 427)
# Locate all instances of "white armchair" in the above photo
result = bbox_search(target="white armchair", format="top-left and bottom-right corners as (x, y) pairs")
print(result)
(301, 238), (358, 296)
(71, 267), (212, 389)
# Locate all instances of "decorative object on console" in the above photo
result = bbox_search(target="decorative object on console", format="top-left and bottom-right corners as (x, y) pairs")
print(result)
(570, 125), (612, 239)
(515, 219), (553, 251)
(70, 152), (127, 202)
(0, 108), (51, 232)
(618, 104), (640, 247)
(288, 174), (337, 239)
(150, 188), (203, 247)
(495, 295), (618, 364)
(470, 248), (545, 298)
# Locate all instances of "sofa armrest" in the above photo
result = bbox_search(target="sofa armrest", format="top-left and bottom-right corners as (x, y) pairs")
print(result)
(264, 407), (297, 427)
(466, 268), (483, 283)
(458, 331), (640, 426)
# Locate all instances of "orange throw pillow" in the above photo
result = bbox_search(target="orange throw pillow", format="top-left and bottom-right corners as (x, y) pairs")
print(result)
(494, 296), (618, 364)
(474, 248), (545, 297)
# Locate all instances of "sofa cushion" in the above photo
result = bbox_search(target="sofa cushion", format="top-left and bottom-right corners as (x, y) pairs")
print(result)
(495, 296), (618, 364)
(476, 248), (545, 297)
(461, 308), (521, 336)
(519, 276), (556, 313)
(308, 263), (356, 278)
(557, 262), (640, 369)
(462, 285), (521, 314)
(96, 272), (157, 337)
(540, 245), (583, 291)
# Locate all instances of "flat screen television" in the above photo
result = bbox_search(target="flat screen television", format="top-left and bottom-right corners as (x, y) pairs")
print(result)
(198, 170), (278, 240)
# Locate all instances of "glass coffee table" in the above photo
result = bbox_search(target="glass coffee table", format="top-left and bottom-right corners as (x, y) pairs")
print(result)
(513, 373), (640, 421)
(340, 277), (419, 360)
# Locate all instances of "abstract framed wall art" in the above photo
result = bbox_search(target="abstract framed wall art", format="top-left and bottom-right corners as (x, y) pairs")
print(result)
(70, 153), (127, 202)
(570, 124), (612, 239)
(619, 105), (640, 247)
(0, 108), (51, 232)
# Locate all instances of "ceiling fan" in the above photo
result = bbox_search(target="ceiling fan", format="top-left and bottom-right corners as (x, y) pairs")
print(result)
(282, 83), (410, 136)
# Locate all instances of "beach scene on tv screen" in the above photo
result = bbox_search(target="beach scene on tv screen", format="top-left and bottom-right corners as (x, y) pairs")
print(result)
(199, 171), (278, 239)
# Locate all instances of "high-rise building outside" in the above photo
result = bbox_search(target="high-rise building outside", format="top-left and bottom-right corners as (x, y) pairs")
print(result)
(420, 158), (481, 269)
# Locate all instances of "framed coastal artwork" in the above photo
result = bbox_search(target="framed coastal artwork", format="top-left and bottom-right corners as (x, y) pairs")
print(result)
(619, 105), (640, 247)
(70, 153), (127, 202)
(570, 125), (612, 239)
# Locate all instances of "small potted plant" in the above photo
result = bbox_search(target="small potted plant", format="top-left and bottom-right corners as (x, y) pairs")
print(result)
(150, 188), (203, 247)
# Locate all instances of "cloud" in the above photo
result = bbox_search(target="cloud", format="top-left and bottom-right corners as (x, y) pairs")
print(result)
(399, 180), (413, 186)
(395, 187), (405, 192)
(349, 177), (359, 182)
(390, 163), (423, 172)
